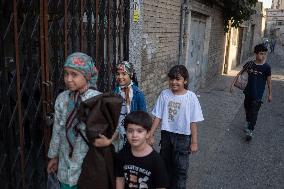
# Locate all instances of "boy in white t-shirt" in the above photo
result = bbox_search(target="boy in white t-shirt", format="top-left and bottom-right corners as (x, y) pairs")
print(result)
(149, 65), (204, 189)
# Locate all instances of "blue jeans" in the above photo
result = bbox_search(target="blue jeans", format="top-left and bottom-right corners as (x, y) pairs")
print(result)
(244, 96), (262, 131)
(160, 131), (191, 189)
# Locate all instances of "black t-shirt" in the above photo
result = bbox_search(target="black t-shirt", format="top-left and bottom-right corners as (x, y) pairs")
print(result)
(115, 148), (169, 189)
(243, 61), (271, 101)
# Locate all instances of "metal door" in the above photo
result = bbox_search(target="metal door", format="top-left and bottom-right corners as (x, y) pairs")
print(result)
(187, 12), (207, 91)
(0, 0), (129, 188)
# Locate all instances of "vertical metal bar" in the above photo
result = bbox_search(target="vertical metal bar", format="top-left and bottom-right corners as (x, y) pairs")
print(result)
(80, 0), (84, 51)
(44, 0), (51, 112)
(40, 0), (48, 157)
(95, 0), (99, 68)
(100, 1), (105, 91)
(107, 0), (111, 91)
(112, 0), (117, 77)
(113, 0), (117, 65)
(71, 1), (75, 51)
(64, 0), (68, 58)
(86, 0), (91, 54)
(118, 0), (122, 61)
(43, 0), (52, 153)
(100, 4), (105, 57)
(12, 0), (25, 188)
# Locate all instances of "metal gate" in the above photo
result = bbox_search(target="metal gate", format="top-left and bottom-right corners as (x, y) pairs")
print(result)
(0, 0), (129, 188)
(187, 12), (207, 91)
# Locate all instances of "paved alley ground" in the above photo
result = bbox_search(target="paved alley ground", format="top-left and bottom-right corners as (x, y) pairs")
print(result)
(186, 44), (284, 189)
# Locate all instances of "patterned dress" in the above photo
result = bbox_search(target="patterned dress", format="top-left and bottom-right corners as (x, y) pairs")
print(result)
(48, 89), (101, 186)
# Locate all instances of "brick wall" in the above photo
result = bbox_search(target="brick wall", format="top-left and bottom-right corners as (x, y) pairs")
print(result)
(139, 0), (226, 110)
(206, 6), (226, 78)
(140, 0), (182, 111)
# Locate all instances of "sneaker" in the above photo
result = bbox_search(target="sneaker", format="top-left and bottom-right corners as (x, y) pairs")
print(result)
(246, 129), (253, 141)
(243, 126), (249, 133)
(243, 122), (249, 133)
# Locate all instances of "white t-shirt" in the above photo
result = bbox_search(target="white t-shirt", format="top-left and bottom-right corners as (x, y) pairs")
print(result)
(152, 89), (204, 135)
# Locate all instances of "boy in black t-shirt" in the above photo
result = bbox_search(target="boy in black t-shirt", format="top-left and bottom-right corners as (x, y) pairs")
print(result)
(231, 43), (272, 141)
(115, 111), (169, 189)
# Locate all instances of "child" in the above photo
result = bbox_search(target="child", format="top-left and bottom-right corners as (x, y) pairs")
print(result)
(112, 61), (147, 152)
(231, 43), (272, 141)
(115, 111), (169, 189)
(47, 52), (102, 189)
(149, 65), (204, 189)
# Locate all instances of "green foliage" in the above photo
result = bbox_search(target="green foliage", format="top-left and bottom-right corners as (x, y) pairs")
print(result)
(223, 0), (258, 32)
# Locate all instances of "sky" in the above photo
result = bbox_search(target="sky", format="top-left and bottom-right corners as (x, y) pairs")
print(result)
(258, 0), (272, 8)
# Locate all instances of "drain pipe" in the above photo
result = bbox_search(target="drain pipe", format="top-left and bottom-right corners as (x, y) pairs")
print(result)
(178, 0), (189, 65)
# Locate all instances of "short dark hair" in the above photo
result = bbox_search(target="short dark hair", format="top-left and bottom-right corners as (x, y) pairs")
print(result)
(254, 43), (268, 54)
(124, 111), (152, 131)
(168, 65), (189, 89)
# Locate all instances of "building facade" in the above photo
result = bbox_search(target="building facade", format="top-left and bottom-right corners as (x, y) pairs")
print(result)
(272, 0), (284, 9)
(266, 8), (284, 43)
(138, 0), (226, 110)
(223, 2), (265, 73)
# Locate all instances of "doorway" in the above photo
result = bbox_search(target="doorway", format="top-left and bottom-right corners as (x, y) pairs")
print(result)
(187, 12), (207, 91)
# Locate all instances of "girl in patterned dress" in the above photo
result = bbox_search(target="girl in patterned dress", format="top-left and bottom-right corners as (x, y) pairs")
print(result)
(47, 52), (101, 189)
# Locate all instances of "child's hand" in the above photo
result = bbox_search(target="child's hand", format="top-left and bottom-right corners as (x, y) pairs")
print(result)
(190, 143), (198, 154)
(47, 158), (58, 173)
(268, 94), (272, 102)
(93, 134), (112, 147)
(147, 135), (155, 146)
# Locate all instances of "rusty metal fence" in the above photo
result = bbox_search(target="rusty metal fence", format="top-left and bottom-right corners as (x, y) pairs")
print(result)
(0, 0), (129, 188)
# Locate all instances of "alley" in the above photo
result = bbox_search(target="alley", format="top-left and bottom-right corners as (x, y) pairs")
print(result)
(187, 43), (284, 189)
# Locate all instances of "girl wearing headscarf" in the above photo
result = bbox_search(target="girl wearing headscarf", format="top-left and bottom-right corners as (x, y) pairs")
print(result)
(112, 61), (147, 152)
(47, 52), (101, 189)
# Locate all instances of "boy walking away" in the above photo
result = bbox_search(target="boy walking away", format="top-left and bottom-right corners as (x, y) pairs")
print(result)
(149, 65), (204, 189)
(116, 111), (169, 189)
(232, 43), (272, 141)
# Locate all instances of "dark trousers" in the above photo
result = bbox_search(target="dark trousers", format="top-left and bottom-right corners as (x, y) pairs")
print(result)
(244, 96), (262, 131)
(160, 131), (191, 189)
(270, 41), (276, 53)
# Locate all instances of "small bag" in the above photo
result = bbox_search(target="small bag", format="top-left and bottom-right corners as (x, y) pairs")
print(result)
(46, 173), (60, 189)
(234, 71), (249, 90)
(234, 61), (253, 90)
